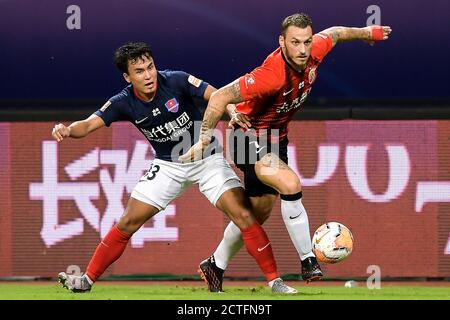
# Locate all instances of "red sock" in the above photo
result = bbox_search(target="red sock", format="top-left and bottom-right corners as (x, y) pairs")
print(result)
(86, 226), (131, 282)
(241, 222), (279, 281)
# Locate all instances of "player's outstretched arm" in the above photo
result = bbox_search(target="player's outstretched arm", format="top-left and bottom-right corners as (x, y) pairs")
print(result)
(51, 114), (105, 142)
(321, 25), (392, 47)
(179, 79), (244, 162)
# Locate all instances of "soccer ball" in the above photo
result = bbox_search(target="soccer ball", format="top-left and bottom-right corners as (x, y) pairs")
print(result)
(312, 222), (354, 264)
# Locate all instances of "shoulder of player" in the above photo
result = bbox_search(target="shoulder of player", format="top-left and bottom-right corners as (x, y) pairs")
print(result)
(160, 69), (207, 93)
(264, 48), (289, 86)
(158, 69), (188, 81)
(97, 85), (132, 114)
(108, 85), (132, 104)
(263, 48), (284, 67)
(158, 69), (192, 88)
(311, 33), (333, 60)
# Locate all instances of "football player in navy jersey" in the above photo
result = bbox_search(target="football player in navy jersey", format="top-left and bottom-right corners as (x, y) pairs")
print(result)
(53, 42), (296, 294)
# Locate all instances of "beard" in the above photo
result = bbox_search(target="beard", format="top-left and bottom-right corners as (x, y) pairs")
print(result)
(283, 47), (309, 71)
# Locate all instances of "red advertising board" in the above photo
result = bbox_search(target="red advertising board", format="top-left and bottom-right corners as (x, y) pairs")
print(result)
(0, 121), (449, 278)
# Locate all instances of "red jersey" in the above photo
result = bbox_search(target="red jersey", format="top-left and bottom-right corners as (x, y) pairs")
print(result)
(236, 33), (333, 140)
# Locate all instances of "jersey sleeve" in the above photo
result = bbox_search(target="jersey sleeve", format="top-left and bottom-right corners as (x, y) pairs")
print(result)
(311, 33), (334, 62)
(238, 64), (284, 100)
(94, 90), (129, 127)
(169, 70), (209, 99)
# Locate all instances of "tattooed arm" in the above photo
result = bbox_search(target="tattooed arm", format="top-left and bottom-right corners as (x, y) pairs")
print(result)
(321, 26), (392, 47)
(178, 79), (244, 162)
(199, 80), (244, 142)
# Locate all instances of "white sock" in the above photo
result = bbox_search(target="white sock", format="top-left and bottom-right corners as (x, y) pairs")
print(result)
(213, 221), (244, 270)
(280, 192), (315, 261)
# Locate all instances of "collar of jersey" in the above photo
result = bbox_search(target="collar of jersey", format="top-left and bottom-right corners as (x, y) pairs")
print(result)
(133, 85), (157, 103)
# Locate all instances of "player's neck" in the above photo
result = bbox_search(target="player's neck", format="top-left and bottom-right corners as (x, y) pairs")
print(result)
(292, 63), (305, 73)
(286, 58), (307, 73)
(133, 86), (156, 102)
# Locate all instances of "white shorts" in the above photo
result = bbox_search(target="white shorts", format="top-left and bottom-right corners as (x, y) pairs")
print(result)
(130, 153), (242, 210)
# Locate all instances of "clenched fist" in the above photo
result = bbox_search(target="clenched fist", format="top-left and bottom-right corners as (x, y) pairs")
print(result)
(52, 123), (71, 142)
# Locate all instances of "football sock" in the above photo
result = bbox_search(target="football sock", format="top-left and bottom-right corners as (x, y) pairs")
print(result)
(280, 192), (315, 261)
(213, 192), (316, 270)
(86, 225), (131, 282)
(213, 221), (243, 270)
(241, 222), (279, 281)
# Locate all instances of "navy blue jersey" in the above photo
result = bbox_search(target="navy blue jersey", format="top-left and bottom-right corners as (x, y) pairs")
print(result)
(95, 70), (218, 162)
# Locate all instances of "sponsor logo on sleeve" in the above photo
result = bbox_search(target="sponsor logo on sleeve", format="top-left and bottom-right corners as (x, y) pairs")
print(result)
(244, 75), (255, 89)
(245, 75), (255, 85)
(188, 75), (203, 88)
(100, 101), (112, 112)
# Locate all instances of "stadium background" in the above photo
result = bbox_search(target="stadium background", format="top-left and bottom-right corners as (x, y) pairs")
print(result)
(0, 0), (449, 281)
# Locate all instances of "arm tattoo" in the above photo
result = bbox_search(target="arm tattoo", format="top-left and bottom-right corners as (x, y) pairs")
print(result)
(200, 106), (221, 141)
(323, 26), (372, 45)
(199, 80), (244, 141)
(321, 26), (344, 46)
(328, 28), (341, 45)
(228, 81), (244, 104)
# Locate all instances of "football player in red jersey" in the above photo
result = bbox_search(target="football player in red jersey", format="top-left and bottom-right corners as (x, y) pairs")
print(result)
(180, 13), (391, 292)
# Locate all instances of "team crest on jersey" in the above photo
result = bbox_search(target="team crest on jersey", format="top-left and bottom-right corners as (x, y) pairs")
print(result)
(165, 98), (179, 113)
(308, 68), (317, 84)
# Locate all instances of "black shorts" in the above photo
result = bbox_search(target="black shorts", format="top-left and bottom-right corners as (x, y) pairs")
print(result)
(230, 130), (289, 197)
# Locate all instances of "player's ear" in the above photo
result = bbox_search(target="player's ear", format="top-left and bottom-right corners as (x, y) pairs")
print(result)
(279, 35), (285, 49)
(123, 72), (131, 83)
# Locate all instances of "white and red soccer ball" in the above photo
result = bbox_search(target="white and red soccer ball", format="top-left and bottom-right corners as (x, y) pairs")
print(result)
(312, 222), (354, 264)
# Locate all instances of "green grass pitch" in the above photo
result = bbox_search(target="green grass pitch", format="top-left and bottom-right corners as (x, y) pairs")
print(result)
(0, 282), (449, 300)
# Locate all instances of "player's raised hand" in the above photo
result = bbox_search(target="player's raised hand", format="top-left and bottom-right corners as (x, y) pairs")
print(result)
(178, 139), (209, 163)
(52, 123), (71, 142)
(380, 26), (392, 39)
(365, 25), (392, 46)
(228, 111), (252, 129)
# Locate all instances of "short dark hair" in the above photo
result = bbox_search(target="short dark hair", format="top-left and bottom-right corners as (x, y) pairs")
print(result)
(114, 42), (153, 74)
(281, 13), (313, 36)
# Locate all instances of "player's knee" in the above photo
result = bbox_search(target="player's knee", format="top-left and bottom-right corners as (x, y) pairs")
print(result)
(231, 209), (255, 228)
(238, 208), (253, 222)
(279, 178), (301, 195)
(117, 215), (139, 235)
